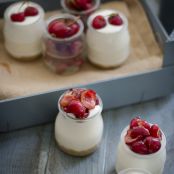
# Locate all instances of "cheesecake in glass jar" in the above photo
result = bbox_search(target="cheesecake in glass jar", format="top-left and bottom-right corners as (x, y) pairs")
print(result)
(116, 117), (166, 174)
(86, 9), (130, 68)
(61, 0), (100, 25)
(55, 88), (103, 156)
(3, 1), (45, 60)
(43, 14), (85, 74)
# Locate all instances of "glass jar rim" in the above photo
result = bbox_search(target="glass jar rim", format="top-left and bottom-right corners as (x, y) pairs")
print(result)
(61, 0), (100, 15)
(58, 88), (103, 122)
(87, 9), (128, 34)
(44, 13), (84, 42)
(120, 125), (166, 158)
(4, 1), (45, 26)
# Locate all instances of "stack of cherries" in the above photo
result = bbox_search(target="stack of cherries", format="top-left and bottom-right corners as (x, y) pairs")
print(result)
(125, 117), (162, 155)
(92, 13), (123, 29)
(60, 88), (99, 119)
(66, 0), (95, 11)
(11, 6), (38, 22)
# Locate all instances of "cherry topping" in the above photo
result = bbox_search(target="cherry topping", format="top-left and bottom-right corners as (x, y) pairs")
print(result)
(125, 117), (162, 155)
(48, 19), (80, 39)
(81, 90), (96, 109)
(108, 14), (123, 26)
(131, 141), (148, 155)
(130, 127), (150, 139)
(92, 15), (106, 29)
(150, 124), (162, 139)
(66, 100), (86, 118)
(67, 0), (93, 11)
(10, 12), (25, 22)
(24, 6), (39, 16)
(60, 94), (75, 107)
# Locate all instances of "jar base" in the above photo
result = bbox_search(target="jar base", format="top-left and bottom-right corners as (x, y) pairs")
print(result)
(88, 57), (128, 69)
(56, 141), (98, 157)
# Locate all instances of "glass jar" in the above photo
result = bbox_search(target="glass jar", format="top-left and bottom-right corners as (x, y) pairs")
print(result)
(60, 0), (100, 25)
(3, 1), (45, 60)
(86, 9), (130, 68)
(55, 92), (103, 156)
(116, 126), (166, 174)
(42, 14), (85, 75)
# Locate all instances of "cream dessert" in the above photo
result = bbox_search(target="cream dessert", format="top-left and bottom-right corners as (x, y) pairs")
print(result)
(55, 88), (103, 156)
(61, 0), (100, 24)
(4, 1), (45, 59)
(43, 14), (85, 74)
(86, 9), (130, 68)
(116, 117), (166, 174)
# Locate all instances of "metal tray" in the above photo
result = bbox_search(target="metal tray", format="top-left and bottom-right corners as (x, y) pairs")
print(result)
(0, 0), (174, 132)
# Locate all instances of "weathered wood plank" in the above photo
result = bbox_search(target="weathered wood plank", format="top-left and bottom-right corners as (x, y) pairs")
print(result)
(0, 124), (52, 174)
(1, 95), (174, 174)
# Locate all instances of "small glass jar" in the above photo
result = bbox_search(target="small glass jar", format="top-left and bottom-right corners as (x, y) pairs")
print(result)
(86, 9), (130, 68)
(55, 91), (103, 156)
(60, 0), (100, 25)
(3, 1), (45, 60)
(116, 126), (166, 174)
(42, 14), (85, 75)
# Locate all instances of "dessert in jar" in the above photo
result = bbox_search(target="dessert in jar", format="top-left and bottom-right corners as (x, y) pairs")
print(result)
(86, 9), (130, 68)
(43, 14), (85, 75)
(55, 88), (103, 156)
(61, 0), (100, 24)
(116, 117), (166, 174)
(3, 1), (45, 60)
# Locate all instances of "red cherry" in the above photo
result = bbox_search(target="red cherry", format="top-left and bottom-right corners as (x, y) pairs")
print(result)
(108, 14), (123, 26)
(66, 100), (86, 118)
(60, 94), (75, 107)
(150, 124), (162, 139)
(139, 120), (151, 131)
(70, 0), (93, 10)
(144, 136), (161, 154)
(10, 12), (25, 22)
(81, 90), (96, 109)
(48, 20), (71, 38)
(130, 126), (150, 139)
(68, 22), (80, 37)
(131, 141), (148, 154)
(24, 6), (39, 16)
(125, 129), (143, 145)
(92, 15), (106, 29)
(130, 117), (141, 128)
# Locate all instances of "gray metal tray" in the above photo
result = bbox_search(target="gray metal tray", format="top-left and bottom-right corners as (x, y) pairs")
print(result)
(1, 0), (174, 132)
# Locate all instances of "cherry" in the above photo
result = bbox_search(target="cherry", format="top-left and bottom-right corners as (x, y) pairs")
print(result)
(130, 117), (141, 128)
(144, 136), (161, 153)
(24, 6), (39, 16)
(68, 0), (93, 11)
(92, 15), (106, 29)
(125, 129), (143, 145)
(81, 90), (96, 109)
(131, 141), (148, 154)
(108, 14), (123, 26)
(66, 100), (86, 118)
(48, 19), (80, 38)
(60, 94), (75, 107)
(10, 12), (25, 22)
(150, 124), (162, 139)
(130, 126), (150, 139)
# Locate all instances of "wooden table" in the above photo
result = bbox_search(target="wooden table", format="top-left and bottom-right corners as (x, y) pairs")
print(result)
(1, 94), (174, 174)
